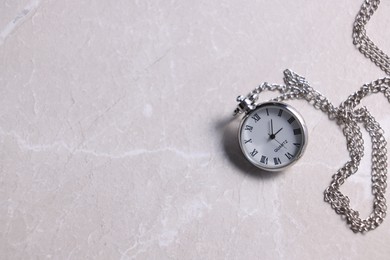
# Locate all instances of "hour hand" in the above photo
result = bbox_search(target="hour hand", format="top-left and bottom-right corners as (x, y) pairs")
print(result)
(274, 127), (283, 136)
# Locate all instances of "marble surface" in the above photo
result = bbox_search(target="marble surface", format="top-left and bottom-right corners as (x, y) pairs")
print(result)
(1, 0), (390, 259)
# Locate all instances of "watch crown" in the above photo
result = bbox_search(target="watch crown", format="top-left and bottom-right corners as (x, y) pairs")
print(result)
(234, 94), (257, 116)
(236, 95), (245, 102)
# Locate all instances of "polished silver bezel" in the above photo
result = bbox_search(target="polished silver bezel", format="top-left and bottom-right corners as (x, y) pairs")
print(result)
(238, 101), (308, 172)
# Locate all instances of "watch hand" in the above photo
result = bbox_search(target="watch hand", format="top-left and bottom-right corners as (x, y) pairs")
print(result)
(268, 120), (276, 140)
(274, 127), (283, 136)
(273, 138), (288, 150)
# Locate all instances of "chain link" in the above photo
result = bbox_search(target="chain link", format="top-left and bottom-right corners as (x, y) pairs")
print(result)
(353, 0), (390, 76)
(282, 71), (389, 233)
(234, 0), (390, 232)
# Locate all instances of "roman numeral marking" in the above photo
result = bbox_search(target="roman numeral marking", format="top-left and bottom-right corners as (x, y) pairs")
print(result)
(293, 128), (302, 135)
(288, 116), (295, 124)
(244, 139), (252, 144)
(260, 155), (268, 164)
(245, 125), (253, 132)
(285, 152), (294, 160)
(250, 149), (258, 157)
(293, 143), (301, 148)
(251, 113), (261, 123)
(274, 157), (281, 165)
(266, 108), (269, 116)
(278, 109), (283, 117)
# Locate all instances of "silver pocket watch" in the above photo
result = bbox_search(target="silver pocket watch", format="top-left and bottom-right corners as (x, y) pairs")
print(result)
(235, 96), (308, 171)
(230, 0), (390, 233)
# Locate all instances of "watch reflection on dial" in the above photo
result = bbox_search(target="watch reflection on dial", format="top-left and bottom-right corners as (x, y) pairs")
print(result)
(239, 102), (307, 171)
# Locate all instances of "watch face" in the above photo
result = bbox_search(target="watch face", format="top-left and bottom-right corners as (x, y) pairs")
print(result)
(238, 102), (307, 171)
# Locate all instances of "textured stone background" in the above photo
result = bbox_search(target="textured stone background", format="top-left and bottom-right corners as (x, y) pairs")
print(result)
(1, 0), (390, 259)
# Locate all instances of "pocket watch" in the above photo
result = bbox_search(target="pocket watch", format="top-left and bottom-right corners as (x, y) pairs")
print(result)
(235, 96), (307, 171)
(229, 0), (390, 233)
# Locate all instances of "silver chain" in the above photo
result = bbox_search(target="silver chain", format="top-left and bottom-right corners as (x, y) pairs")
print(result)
(235, 0), (390, 233)
(353, 0), (390, 75)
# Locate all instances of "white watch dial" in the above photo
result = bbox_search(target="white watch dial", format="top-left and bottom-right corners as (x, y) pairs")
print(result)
(239, 102), (307, 171)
